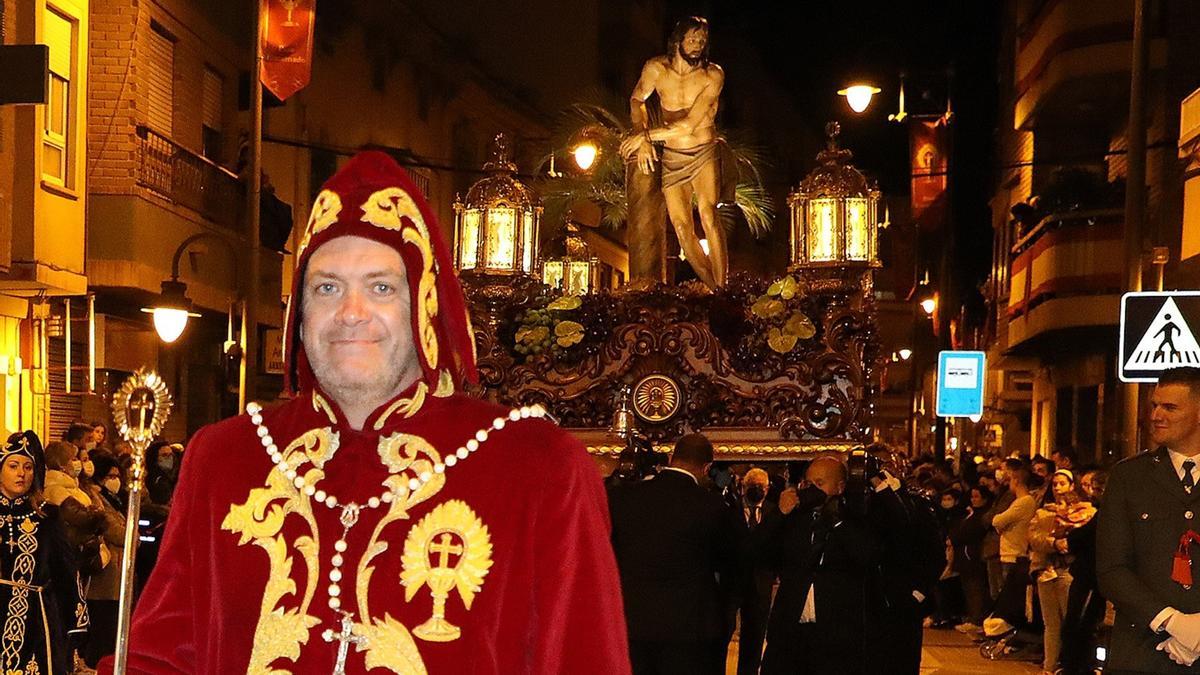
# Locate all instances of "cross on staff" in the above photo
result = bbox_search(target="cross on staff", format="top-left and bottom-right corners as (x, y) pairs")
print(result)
(322, 611), (367, 675)
(128, 391), (154, 437)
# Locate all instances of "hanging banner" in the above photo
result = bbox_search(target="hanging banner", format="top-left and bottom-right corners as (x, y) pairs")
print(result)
(910, 117), (950, 231)
(260, 0), (316, 101)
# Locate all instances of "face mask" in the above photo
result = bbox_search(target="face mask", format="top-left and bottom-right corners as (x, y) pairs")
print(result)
(102, 477), (121, 494)
(69, 460), (82, 477)
(82, 461), (94, 478)
(745, 485), (767, 503)
(157, 457), (174, 472)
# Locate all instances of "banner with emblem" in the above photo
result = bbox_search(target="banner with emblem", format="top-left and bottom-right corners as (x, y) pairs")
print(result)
(259, 0), (316, 101)
(909, 117), (950, 231)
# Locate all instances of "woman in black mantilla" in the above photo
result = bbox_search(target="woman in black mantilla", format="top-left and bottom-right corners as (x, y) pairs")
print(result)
(0, 430), (89, 675)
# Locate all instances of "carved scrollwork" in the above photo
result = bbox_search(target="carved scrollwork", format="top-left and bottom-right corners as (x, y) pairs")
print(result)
(463, 271), (879, 444)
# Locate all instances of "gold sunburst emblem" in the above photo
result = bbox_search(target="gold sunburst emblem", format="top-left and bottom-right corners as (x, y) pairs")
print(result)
(400, 500), (493, 643)
(633, 374), (682, 423)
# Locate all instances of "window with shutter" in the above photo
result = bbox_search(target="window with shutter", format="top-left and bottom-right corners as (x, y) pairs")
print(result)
(41, 8), (73, 185)
(201, 67), (223, 160)
(146, 25), (174, 136)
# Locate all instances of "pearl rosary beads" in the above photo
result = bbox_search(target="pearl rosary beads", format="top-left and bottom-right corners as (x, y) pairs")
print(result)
(244, 401), (547, 611)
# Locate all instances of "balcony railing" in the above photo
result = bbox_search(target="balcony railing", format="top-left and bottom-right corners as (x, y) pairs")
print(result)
(1007, 208), (1123, 319)
(136, 125), (243, 230)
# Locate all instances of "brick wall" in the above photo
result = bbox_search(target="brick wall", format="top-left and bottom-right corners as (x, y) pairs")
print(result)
(88, 0), (246, 197)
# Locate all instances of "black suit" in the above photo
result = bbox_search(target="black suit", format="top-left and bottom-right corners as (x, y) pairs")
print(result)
(761, 495), (880, 675)
(735, 500), (782, 675)
(1098, 447), (1200, 673)
(609, 468), (741, 675)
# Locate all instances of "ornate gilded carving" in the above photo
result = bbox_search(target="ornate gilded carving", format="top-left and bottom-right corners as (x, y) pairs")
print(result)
(465, 272), (879, 445)
(632, 375), (681, 423)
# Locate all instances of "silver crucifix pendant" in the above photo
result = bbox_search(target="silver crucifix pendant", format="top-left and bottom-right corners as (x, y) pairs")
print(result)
(322, 611), (368, 675)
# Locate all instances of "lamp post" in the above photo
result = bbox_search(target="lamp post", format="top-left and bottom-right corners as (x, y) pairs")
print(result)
(838, 83), (881, 114)
(141, 233), (247, 409)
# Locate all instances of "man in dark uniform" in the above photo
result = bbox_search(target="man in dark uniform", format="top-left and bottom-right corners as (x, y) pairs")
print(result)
(1098, 366), (1200, 671)
(609, 433), (741, 675)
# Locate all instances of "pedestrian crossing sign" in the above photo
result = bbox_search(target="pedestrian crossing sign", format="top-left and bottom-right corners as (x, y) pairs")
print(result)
(1119, 291), (1200, 382)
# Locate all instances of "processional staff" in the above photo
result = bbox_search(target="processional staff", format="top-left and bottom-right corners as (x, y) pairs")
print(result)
(110, 369), (173, 674)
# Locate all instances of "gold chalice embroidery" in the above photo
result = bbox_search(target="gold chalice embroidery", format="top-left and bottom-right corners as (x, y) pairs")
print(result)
(400, 501), (493, 642)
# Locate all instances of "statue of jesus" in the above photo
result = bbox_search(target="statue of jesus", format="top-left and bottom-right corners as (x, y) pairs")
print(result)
(621, 16), (727, 288)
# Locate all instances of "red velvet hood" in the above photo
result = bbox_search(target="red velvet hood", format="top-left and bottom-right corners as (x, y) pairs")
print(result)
(283, 151), (477, 395)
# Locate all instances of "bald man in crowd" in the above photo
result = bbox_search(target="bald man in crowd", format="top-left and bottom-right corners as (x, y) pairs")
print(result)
(762, 456), (881, 675)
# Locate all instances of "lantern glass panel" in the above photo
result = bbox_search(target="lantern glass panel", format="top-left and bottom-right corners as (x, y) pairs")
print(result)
(522, 211), (535, 273)
(484, 207), (517, 270)
(459, 210), (481, 269)
(807, 198), (838, 262)
(542, 260), (564, 290)
(566, 261), (591, 295)
(844, 198), (869, 261)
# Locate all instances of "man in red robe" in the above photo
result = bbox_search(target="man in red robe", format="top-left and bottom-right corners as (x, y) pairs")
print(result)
(99, 152), (631, 674)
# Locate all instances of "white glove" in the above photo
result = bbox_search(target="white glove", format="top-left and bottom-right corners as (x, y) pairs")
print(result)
(1158, 636), (1200, 666)
(1166, 612), (1200, 653)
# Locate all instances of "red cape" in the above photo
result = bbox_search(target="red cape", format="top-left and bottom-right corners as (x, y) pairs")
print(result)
(99, 384), (630, 674)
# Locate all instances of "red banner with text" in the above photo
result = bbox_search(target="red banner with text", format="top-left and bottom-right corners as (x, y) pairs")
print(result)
(909, 118), (950, 231)
(260, 0), (315, 101)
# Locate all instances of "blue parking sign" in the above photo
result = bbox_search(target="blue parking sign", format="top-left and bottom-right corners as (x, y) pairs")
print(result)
(936, 350), (985, 418)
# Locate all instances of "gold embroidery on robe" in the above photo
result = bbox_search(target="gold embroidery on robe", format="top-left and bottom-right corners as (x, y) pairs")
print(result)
(1, 517), (40, 675)
(400, 500), (493, 643)
(360, 188), (439, 371)
(311, 391), (338, 426)
(225, 426), (493, 674)
(433, 371), (455, 398)
(298, 190), (343, 255)
(373, 383), (428, 431)
(222, 428), (336, 674)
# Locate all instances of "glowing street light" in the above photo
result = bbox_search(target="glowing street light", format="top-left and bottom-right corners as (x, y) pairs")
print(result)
(898, 348), (913, 361)
(572, 142), (598, 171)
(141, 279), (200, 343)
(920, 296), (937, 317)
(838, 84), (881, 113)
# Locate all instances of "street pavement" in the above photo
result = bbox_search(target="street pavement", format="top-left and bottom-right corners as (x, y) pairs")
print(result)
(724, 627), (1043, 673)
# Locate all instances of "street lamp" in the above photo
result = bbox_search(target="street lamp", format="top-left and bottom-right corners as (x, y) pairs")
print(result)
(788, 122), (882, 270)
(453, 133), (542, 276)
(141, 279), (199, 343)
(573, 142), (598, 171)
(920, 295), (937, 317)
(838, 83), (881, 113)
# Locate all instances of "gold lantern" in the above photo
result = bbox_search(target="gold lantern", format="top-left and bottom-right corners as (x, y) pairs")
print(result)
(787, 122), (881, 269)
(541, 221), (599, 294)
(453, 133), (542, 276)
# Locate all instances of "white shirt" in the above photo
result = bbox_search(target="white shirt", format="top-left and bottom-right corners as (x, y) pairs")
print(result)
(659, 466), (699, 484)
(1168, 448), (1200, 486)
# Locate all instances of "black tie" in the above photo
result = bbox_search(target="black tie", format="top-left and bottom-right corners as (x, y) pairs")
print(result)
(1184, 460), (1196, 494)
(751, 506), (760, 527)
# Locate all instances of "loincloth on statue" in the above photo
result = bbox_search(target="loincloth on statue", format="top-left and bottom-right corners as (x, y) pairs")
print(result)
(659, 139), (737, 205)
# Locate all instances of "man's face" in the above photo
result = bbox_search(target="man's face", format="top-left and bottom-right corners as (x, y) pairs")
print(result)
(1032, 462), (1050, 480)
(1149, 383), (1200, 450)
(301, 236), (422, 408)
(678, 28), (707, 64)
(806, 459), (846, 498)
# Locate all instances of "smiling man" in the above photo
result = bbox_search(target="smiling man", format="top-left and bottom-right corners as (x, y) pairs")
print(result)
(101, 152), (630, 674)
(1099, 366), (1200, 672)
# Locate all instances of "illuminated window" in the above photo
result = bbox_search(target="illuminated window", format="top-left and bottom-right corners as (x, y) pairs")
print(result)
(807, 198), (837, 262)
(844, 198), (869, 260)
(42, 8), (74, 186)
